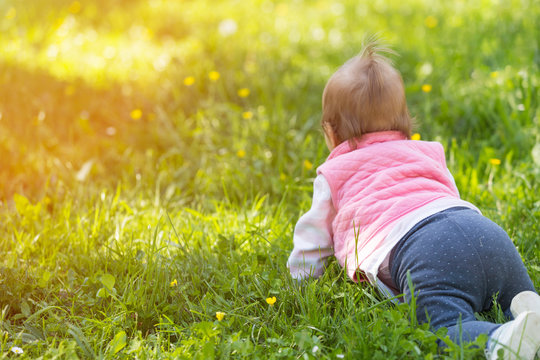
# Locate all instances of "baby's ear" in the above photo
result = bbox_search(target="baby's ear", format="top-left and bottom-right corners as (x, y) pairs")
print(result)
(323, 122), (339, 149)
(323, 129), (337, 151)
(329, 127), (340, 148)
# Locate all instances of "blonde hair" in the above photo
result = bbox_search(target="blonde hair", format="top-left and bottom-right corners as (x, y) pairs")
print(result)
(322, 40), (412, 147)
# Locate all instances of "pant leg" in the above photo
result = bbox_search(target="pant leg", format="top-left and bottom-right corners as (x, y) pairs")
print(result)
(390, 207), (536, 344)
(448, 210), (537, 318)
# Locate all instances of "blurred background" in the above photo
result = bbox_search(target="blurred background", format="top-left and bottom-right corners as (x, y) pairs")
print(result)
(0, 2), (539, 356)
(0, 0), (538, 205)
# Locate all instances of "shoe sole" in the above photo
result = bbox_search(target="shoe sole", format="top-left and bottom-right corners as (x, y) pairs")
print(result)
(510, 291), (540, 318)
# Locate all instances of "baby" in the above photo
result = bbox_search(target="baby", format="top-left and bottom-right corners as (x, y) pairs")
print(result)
(287, 41), (540, 359)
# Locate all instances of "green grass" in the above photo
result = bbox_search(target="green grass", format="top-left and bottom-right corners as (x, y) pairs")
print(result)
(1, 0), (539, 358)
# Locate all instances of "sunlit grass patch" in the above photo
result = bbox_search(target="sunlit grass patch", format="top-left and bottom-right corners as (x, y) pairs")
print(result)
(0, 0), (539, 358)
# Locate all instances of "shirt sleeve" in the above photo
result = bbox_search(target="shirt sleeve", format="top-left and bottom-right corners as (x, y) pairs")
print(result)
(287, 174), (336, 280)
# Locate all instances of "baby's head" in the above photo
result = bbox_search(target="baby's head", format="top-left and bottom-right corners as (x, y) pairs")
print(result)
(322, 41), (412, 149)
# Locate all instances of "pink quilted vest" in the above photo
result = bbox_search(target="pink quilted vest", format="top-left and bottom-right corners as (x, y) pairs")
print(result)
(317, 131), (460, 281)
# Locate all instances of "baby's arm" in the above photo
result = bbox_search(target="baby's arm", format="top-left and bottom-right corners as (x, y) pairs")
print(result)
(287, 174), (336, 280)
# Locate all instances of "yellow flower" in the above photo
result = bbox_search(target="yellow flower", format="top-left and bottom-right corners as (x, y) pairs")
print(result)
(425, 15), (438, 29)
(280, 173), (287, 181)
(130, 109), (143, 120)
(209, 71), (220, 81)
(237, 88), (250, 97)
(170, 279), (178, 287)
(237, 149), (246, 158)
(5, 7), (16, 20)
(489, 158), (501, 165)
(421, 84), (432, 93)
(490, 71), (499, 78)
(216, 311), (225, 321)
(68, 1), (82, 14)
(266, 296), (276, 306)
(411, 133), (421, 141)
(184, 76), (195, 86)
(303, 160), (313, 170)
(64, 85), (75, 96)
(242, 111), (253, 119)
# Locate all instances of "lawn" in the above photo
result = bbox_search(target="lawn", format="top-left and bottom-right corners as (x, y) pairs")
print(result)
(0, 0), (539, 358)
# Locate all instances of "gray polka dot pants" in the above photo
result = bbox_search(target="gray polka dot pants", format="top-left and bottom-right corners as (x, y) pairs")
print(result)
(390, 207), (537, 344)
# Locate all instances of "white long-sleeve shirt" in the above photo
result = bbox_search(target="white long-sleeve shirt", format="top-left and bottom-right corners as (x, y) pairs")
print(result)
(287, 173), (480, 294)
(287, 175), (335, 279)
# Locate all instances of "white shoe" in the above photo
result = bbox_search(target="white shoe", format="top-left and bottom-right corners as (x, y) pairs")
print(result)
(510, 291), (540, 318)
(485, 311), (540, 360)
(510, 291), (540, 359)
